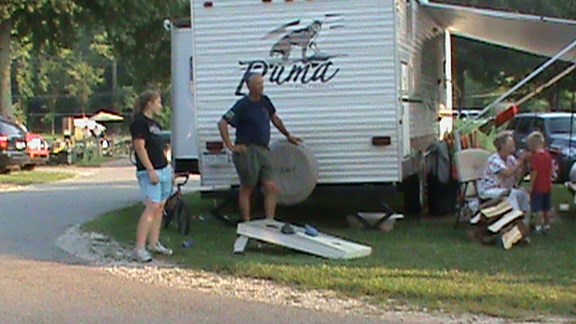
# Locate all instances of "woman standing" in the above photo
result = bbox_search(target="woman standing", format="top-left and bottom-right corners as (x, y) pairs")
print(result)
(130, 90), (173, 262)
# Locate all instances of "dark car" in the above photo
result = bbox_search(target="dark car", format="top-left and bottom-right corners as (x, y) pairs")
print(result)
(507, 112), (576, 182)
(0, 117), (30, 172)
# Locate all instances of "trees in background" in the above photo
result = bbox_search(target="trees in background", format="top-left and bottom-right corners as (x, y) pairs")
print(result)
(1, 0), (188, 129)
(0, 0), (80, 119)
(438, 0), (576, 111)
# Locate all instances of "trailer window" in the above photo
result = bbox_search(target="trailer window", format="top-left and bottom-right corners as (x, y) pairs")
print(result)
(401, 61), (409, 94)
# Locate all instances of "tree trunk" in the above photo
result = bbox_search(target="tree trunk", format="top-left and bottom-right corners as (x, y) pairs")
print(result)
(0, 19), (13, 119)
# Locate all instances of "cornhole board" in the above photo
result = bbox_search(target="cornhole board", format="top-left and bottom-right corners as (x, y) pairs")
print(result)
(234, 219), (372, 259)
(488, 209), (524, 233)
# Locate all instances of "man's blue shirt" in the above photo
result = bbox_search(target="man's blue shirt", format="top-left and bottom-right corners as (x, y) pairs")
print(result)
(223, 95), (276, 147)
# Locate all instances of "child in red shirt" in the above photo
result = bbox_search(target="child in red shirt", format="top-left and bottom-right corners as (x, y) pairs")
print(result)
(527, 131), (553, 234)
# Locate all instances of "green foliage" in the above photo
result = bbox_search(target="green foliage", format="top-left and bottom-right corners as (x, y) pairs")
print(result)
(454, 118), (497, 151)
(1, 0), (82, 117)
(0, 170), (74, 185)
(27, 31), (109, 130)
(66, 60), (105, 113)
(438, 0), (576, 111)
(157, 104), (172, 129)
(77, 0), (189, 90)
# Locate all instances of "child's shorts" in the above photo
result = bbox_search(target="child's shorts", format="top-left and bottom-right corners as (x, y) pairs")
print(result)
(531, 192), (551, 213)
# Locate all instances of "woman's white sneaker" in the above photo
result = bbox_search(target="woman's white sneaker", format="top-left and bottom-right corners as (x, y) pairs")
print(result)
(132, 248), (152, 262)
(148, 242), (173, 256)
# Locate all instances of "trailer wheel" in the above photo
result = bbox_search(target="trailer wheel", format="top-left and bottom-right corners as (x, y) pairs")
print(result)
(403, 172), (425, 215)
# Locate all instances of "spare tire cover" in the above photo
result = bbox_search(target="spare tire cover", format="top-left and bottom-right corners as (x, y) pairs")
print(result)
(269, 140), (318, 205)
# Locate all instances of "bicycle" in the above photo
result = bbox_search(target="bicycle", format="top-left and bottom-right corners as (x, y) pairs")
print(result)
(163, 174), (192, 235)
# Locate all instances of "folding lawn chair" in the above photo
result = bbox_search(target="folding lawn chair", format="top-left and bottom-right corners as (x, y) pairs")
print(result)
(453, 148), (492, 228)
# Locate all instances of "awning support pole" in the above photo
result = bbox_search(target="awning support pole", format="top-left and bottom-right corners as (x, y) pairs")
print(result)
(514, 64), (576, 107)
(478, 37), (576, 118)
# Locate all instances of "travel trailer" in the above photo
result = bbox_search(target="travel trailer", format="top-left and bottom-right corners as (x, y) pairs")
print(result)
(172, 0), (450, 213)
(171, 0), (576, 213)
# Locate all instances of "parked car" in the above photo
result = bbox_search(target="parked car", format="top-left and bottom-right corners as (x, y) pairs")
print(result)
(26, 132), (50, 166)
(0, 117), (30, 172)
(453, 109), (482, 120)
(507, 112), (576, 182)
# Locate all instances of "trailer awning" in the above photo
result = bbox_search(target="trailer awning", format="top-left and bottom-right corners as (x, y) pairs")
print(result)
(420, 0), (576, 60)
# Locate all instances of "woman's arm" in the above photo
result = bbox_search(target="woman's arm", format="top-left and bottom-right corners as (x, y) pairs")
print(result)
(499, 154), (527, 179)
(134, 138), (159, 184)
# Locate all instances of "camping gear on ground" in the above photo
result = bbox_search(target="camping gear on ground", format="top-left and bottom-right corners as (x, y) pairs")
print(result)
(468, 199), (530, 250)
(426, 141), (458, 216)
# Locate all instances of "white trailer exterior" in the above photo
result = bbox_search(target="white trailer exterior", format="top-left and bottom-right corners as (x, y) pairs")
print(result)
(186, 0), (449, 206)
(170, 21), (200, 175)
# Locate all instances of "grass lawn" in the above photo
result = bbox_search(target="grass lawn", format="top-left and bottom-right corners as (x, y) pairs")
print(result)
(83, 185), (576, 319)
(75, 155), (116, 167)
(0, 170), (75, 186)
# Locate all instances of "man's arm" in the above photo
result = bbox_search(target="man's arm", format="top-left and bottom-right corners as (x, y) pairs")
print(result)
(499, 154), (527, 179)
(271, 113), (302, 145)
(218, 118), (246, 153)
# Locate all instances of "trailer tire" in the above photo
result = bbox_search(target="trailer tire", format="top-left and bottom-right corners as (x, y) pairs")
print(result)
(403, 172), (424, 215)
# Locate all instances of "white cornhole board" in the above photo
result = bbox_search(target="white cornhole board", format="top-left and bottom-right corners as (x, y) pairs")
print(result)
(234, 219), (372, 259)
(488, 209), (524, 233)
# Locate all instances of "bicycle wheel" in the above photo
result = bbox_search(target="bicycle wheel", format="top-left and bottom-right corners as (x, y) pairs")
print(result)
(175, 200), (191, 235)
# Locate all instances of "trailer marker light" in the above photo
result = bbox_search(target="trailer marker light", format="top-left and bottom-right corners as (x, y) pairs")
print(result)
(203, 1), (213, 8)
(206, 141), (224, 153)
(372, 136), (392, 147)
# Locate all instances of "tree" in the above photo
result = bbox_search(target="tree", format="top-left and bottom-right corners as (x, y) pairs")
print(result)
(11, 36), (33, 124)
(67, 60), (104, 115)
(77, 0), (189, 91)
(0, 0), (81, 118)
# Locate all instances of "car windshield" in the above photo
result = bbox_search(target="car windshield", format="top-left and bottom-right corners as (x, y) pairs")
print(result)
(548, 117), (576, 134)
(0, 121), (24, 136)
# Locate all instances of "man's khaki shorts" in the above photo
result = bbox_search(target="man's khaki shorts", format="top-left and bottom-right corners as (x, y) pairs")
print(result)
(232, 145), (273, 187)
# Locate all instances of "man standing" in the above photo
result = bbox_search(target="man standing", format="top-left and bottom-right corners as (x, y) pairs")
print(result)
(218, 73), (302, 222)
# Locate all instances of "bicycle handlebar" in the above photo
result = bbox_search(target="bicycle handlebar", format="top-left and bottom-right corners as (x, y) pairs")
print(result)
(174, 173), (190, 189)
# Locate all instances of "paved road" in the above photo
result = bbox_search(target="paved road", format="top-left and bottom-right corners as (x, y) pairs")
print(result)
(0, 160), (388, 323)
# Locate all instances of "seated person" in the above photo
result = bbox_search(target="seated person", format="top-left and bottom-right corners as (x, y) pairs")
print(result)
(478, 131), (531, 224)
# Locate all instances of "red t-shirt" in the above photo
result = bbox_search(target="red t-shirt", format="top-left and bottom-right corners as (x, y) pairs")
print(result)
(531, 150), (553, 194)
